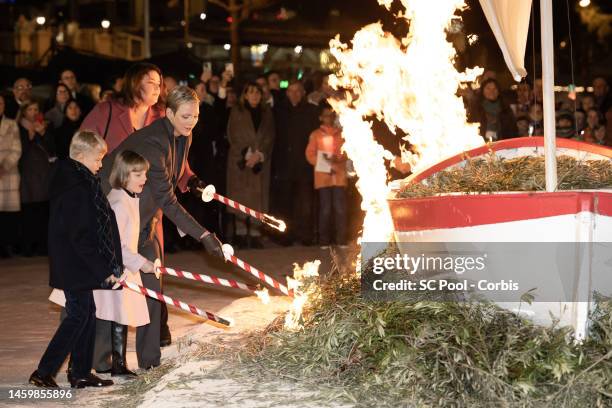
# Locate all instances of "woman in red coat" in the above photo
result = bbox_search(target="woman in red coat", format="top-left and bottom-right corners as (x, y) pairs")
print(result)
(81, 63), (164, 152)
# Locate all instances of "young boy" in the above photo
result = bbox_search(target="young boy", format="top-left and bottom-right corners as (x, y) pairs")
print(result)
(305, 103), (348, 249)
(29, 130), (122, 388)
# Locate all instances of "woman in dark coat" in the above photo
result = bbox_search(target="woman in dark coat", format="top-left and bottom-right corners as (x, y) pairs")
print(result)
(468, 78), (517, 141)
(54, 99), (83, 159)
(17, 100), (54, 256)
(226, 82), (275, 248)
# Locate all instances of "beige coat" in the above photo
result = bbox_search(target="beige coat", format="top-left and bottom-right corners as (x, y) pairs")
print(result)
(226, 105), (275, 213)
(49, 188), (151, 327)
(0, 116), (21, 212)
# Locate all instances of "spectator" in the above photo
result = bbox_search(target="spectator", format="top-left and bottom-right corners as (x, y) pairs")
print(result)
(271, 80), (320, 246)
(510, 80), (532, 117)
(556, 112), (575, 139)
(0, 95), (21, 258)
(266, 70), (285, 107)
(226, 82), (275, 249)
(4, 78), (32, 119)
(574, 109), (586, 134)
(59, 69), (94, 115)
(305, 103), (348, 248)
(255, 75), (274, 108)
(516, 115), (530, 137)
(528, 103), (544, 136)
(580, 94), (596, 112)
(17, 100), (53, 256)
(581, 108), (603, 144)
(44, 83), (72, 130)
(307, 72), (335, 106)
(81, 62), (164, 153)
(164, 75), (178, 94)
(592, 77), (611, 114)
(54, 99), (83, 159)
(468, 78), (517, 141)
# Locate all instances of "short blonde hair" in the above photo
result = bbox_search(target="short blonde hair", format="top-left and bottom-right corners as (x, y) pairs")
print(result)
(166, 85), (199, 113)
(69, 130), (107, 159)
(109, 150), (149, 189)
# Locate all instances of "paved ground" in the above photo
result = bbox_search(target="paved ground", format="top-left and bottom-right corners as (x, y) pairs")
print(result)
(0, 245), (333, 388)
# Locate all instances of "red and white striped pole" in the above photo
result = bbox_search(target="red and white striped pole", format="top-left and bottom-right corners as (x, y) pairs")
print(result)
(120, 280), (232, 328)
(157, 266), (258, 293)
(199, 185), (286, 232)
(221, 244), (293, 297)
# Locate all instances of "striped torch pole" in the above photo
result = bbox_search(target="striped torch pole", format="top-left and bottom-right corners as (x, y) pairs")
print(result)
(119, 280), (232, 328)
(157, 266), (258, 293)
(221, 244), (293, 297)
(198, 185), (286, 232)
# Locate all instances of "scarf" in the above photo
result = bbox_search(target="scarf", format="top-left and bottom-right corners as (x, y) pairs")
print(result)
(72, 160), (122, 278)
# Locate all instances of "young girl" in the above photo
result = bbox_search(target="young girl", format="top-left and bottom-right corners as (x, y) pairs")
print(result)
(93, 150), (157, 375)
(305, 103), (348, 248)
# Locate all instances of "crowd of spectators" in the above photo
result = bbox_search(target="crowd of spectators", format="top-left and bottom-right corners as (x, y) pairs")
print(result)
(0, 64), (610, 257)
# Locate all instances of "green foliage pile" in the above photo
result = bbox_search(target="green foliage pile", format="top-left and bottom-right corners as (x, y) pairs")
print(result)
(247, 260), (611, 407)
(398, 155), (612, 198)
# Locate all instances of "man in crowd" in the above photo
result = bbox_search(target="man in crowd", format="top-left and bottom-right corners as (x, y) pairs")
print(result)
(59, 69), (94, 115)
(271, 80), (319, 245)
(4, 77), (32, 119)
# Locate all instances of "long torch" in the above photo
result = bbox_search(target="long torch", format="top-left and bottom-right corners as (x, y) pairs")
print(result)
(198, 185), (286, 232)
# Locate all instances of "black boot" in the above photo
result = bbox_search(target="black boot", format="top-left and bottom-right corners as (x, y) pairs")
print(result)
(110, 323), (137, 377)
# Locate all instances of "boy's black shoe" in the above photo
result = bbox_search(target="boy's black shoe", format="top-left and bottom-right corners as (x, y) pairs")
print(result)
(29, 370), (59, 388)
(68, 373), (114, 388)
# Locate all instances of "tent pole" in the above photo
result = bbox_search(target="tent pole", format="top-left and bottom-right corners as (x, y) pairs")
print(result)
(540, 0), (557, 191)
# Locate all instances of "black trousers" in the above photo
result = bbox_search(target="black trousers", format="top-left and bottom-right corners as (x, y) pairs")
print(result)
(318, 187), (347, 245)
(38, 289), (96, 379)
(273, 178), (315, 244)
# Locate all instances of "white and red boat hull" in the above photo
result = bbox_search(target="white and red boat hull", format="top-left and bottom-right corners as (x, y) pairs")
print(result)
(389, 138), (612, 339)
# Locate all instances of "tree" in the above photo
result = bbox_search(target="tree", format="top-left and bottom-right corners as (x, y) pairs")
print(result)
(208, 0), (278, 78)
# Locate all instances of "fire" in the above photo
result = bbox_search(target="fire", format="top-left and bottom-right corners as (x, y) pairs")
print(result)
(281, 0), (484, 329)
(254, 287), (271, 305)
(284, 260), (321, 330)
(328, 0), (484, 244)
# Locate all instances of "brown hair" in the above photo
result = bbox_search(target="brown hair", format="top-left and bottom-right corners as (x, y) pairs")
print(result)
(238, 81), (263, 110)
(16, 99), (39, 122)
(117, 62), (163, 108)
(109, 150), (149, 189)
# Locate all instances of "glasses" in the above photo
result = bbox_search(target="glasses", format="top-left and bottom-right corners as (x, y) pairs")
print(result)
(15, 84), (32, 90)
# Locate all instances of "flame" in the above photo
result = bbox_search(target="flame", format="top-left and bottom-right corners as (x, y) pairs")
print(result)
(254, 287), (271, 305)
(328, 0), (484, 244)
(284, 260), (321, 330)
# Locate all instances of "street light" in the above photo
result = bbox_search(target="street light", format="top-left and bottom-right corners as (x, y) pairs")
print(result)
(101, 19), (111, 29)
(200, 12), (207, 20)
(579, 0), (590, 7)
(35, 16), (46, 25)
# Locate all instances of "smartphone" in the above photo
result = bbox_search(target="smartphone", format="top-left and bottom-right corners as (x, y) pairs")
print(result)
(203, 62), (212, 73)
(224, 63), (234, 76)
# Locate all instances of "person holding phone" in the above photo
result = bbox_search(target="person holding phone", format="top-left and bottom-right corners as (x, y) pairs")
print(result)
(17, 100), (54, 256)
